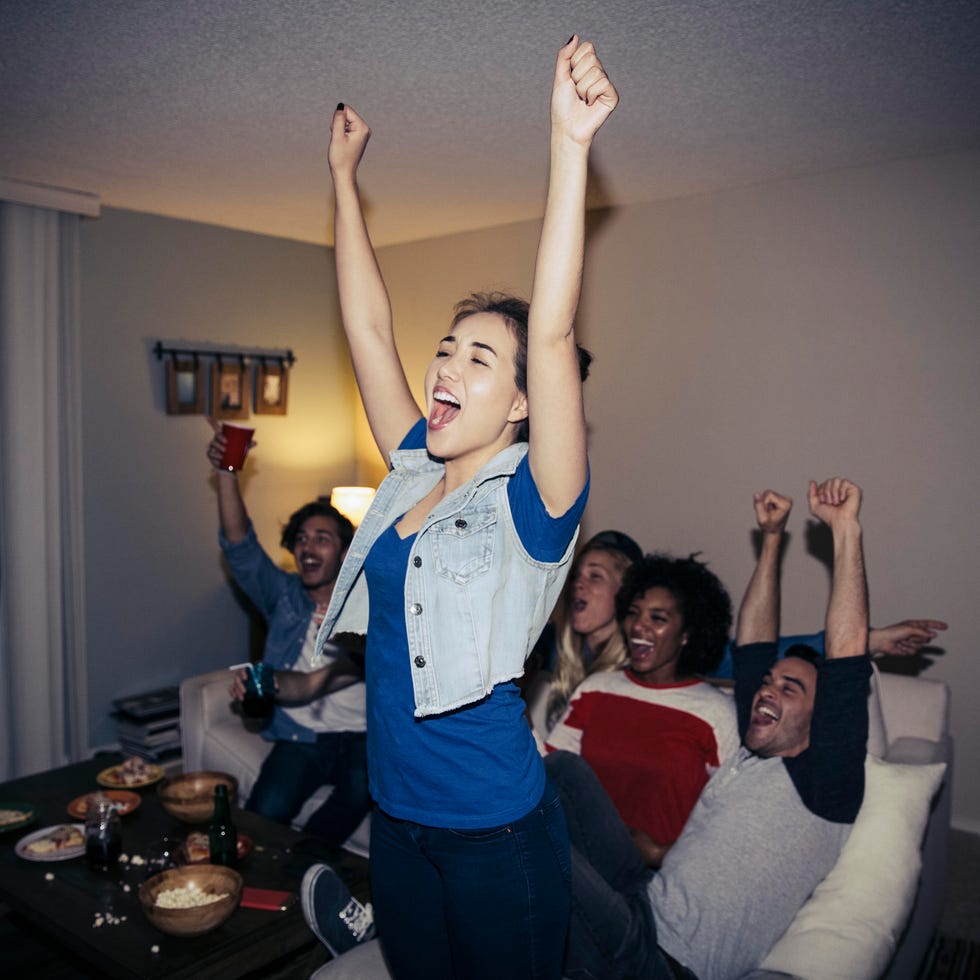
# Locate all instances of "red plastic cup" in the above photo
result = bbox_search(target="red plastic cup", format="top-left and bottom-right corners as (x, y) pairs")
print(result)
(219, 423), (255, 471)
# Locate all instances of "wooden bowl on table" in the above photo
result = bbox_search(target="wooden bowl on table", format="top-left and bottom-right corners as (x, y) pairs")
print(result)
(157, 771), (238, 824)
(139, 864), (242, 937)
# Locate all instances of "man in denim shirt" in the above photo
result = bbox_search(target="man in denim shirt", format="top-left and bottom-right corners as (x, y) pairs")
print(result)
(207, 424), (369, 849)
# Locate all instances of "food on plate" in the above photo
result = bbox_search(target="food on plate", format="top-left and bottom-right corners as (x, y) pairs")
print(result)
(155, 884), (229, 909)
(183, 830), (250, 863)
(100, 757), (162, 787)
(67, 790), (140, 819)
(0, 808), (32, 827)
(80, 793), (113, 815)
(24, 824), (83, 856)
(184, 832), (211, 864)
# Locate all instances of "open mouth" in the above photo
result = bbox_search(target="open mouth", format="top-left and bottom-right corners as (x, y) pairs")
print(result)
(751, 701), (779, 726)
(628, 637), (656, 666)
(428, 389), (460, 429)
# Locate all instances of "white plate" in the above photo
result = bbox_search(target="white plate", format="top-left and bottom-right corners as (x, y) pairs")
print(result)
(15, 823), (86, 862)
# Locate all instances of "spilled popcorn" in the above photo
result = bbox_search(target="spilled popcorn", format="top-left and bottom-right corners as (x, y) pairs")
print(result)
(93, 912), (128, 927)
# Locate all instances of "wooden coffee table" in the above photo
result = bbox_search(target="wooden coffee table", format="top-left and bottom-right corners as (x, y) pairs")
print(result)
(0, 754), (357, 979)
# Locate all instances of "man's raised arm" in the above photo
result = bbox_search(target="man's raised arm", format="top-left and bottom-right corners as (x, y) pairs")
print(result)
(808, 477), (868, 660)
(735, 490), (793, 647)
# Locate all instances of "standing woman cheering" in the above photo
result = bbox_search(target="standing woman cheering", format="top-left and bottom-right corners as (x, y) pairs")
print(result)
(309, 37), (618, 980)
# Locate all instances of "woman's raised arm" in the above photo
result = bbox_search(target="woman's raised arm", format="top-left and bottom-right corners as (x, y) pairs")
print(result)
(329, 104), (422, 463)
(526, 38), (618, 515)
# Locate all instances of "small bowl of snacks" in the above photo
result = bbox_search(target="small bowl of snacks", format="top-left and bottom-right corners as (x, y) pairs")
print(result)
(157, 772), (238, 824)
(139, 864), (242, 936)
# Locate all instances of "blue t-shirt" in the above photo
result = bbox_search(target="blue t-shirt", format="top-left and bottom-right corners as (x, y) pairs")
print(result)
(365, 420), (588, 828)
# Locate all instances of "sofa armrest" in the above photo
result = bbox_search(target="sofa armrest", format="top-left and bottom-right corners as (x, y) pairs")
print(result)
(180, 668), (238, 772)
(881, 736), (953, 980)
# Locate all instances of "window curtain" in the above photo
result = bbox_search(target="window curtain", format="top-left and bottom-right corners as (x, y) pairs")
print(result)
(0, 201), (88, 779)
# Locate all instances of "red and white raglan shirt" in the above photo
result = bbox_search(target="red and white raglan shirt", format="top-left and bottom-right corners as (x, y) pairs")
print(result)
(546, 670), (739, 846)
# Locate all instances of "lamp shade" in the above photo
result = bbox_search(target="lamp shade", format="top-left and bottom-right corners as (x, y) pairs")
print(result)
(330, 486), (376, 527)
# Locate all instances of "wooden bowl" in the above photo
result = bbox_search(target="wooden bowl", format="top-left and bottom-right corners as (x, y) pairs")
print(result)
(157, 771), (238, 824)
(139, 864), (242, 937)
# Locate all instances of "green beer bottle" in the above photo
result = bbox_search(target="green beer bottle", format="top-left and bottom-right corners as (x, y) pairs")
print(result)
(208, 783), (237, 866)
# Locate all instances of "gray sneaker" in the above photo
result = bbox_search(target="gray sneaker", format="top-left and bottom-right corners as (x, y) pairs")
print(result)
(301, 863), (376, 956)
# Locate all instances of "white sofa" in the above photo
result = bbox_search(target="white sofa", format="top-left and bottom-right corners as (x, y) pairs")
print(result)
(307, 667), (952, 980)
(179, 668), (371, 856)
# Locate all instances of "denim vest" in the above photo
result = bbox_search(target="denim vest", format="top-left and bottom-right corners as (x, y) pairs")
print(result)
(314, 440), (579, 717)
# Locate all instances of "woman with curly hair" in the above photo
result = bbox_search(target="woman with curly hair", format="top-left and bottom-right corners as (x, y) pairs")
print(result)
(545, 552), (739, 868)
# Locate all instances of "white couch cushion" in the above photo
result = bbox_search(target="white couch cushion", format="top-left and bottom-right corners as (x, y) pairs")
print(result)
(865, 663), (888, 759)
(760, 754), (946, 980)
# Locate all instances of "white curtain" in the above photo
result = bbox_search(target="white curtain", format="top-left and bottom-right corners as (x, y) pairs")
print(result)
(0, 201), (88, 779)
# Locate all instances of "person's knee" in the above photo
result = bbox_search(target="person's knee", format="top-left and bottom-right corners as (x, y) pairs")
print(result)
(246, 783), (295, 822)
(545, 749), (595, 788)
(246, 765), (303, 822)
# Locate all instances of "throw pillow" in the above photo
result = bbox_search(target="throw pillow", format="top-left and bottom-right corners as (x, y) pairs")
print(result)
(759, 754), (946, 980)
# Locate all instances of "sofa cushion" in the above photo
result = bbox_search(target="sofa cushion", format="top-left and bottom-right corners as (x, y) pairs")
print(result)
(866, 663), (888, 759)
(886, 736), (947, 766)
(759, 754), (946, 980)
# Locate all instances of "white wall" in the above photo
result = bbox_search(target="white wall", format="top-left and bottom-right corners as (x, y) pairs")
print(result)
(79, 209), (356, 747)
(373, 151), (980, 830)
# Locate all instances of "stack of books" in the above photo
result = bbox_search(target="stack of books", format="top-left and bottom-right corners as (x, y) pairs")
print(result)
(113, 686), (181, 764)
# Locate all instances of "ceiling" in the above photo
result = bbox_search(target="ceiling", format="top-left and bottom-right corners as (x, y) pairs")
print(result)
(2, 0), (978, 247)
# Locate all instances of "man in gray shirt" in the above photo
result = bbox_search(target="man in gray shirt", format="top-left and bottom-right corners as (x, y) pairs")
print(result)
(552, 477), (872, 980)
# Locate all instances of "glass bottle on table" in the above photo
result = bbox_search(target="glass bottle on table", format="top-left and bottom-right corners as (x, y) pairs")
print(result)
(208, 783), (237, 866)
(85, 797), (121, 871)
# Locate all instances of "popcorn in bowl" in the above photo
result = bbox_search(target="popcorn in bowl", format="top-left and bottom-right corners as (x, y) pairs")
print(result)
(155, 884), (230, 909)
(139, 864), (242, 937)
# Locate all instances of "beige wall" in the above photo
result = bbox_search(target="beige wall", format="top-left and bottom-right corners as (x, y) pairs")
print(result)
(79, 209), (355, 747)
(374, 151), (980, 830)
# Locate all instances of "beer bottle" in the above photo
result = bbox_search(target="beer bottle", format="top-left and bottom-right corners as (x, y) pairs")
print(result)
(208, 783), (237, 866)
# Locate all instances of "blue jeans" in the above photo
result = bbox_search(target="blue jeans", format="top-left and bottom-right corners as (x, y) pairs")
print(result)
(246, 732), (369, 847)
(369, 779), (571, 980)
(546, 751), (690, 980)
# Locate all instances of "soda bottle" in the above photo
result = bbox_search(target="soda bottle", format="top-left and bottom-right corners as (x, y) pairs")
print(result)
(84, 797), (121, 871)
(208, 783), (237, 866)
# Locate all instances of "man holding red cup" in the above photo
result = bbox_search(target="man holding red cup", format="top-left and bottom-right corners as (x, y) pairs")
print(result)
(206, 420), (370, 852)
